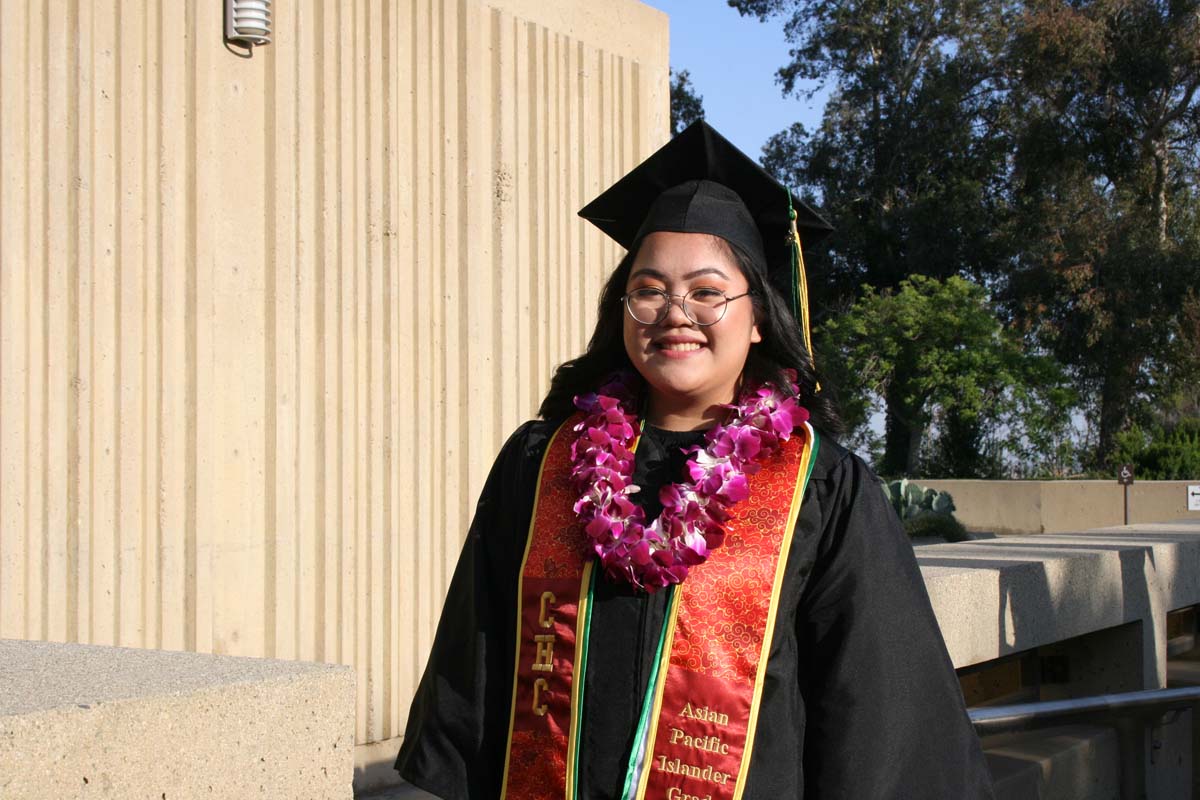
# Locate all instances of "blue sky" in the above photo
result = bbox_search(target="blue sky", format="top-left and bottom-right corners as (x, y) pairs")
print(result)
(641, 1), (829, 159)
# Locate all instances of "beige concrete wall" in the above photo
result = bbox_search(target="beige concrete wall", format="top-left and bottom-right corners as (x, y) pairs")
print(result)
(921, 480), (1200, 535)
(0, 0), (668, 755)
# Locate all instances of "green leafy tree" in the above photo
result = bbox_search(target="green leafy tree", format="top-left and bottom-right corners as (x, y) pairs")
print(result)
(734, 0), (1015, 292)
(736, 0), (1200, 473)
(670, 69), (705, 136)
(1002, 0), (1200, 466)
(731, 0), (1017, 471)
(819, 275), (1075, 477)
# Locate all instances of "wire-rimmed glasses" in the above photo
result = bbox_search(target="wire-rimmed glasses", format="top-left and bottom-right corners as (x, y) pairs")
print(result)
(622, 287), (751, 326)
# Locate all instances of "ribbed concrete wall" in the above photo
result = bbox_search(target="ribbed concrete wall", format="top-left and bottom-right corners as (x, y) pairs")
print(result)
(0, 0), (668, 752)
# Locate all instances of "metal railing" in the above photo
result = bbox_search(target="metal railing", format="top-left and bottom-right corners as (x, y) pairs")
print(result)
(970, 686), (1200, 799)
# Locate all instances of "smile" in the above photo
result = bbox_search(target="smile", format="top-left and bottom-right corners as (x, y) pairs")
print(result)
(658, 342), (703, 352)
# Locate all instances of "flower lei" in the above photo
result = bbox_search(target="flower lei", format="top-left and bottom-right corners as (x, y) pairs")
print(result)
(570, 371), (810, 592)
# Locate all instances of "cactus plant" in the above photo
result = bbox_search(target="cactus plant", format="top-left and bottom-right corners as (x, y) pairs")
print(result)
(881, 479), (963, 541)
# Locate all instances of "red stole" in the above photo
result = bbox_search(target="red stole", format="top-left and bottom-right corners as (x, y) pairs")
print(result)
(500, 415), (816, 800)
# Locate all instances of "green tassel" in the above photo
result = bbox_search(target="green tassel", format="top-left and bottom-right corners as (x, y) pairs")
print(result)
(787, 189), (820, 392)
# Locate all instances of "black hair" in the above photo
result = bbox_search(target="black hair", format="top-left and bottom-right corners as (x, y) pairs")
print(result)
(537, 236), (842, 435)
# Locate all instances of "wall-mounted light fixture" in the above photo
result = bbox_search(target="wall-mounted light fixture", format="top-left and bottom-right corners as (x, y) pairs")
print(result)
(225, 0), (272, 49)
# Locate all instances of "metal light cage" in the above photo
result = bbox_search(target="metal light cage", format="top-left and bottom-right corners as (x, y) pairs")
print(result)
(225, 0), (272, 48)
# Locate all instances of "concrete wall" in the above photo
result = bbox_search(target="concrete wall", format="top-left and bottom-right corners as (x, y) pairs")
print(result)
(0, 0), (668, 770)
(0, 639), (356, 799)
(921, 479), (1200, 536)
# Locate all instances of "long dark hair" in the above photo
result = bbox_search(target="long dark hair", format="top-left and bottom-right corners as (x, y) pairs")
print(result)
(537, 236), (842, 434)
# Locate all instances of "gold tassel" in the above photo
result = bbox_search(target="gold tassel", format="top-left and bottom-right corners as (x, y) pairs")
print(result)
(788, 195), (820, 393)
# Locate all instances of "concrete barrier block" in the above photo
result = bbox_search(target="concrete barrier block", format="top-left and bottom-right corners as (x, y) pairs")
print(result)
(983, 724), (1119, 800)
(0, 639), (355, 799)
(919, 522), (1200, 683)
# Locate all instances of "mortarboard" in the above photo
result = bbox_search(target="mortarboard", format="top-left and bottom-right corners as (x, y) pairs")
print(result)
(578, 120), (833, 377)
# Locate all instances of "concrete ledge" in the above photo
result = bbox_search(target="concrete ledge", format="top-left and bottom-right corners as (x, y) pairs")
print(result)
(919, 522), (1200, 798)
(0, 640), (355, 799)
(920, 521), (1200, 684)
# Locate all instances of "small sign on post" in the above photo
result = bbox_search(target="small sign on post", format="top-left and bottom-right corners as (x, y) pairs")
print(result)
(1118, 465), (1134, 524)
(1118, 464), (1135, 486)
(1189, 485), (1200, 512)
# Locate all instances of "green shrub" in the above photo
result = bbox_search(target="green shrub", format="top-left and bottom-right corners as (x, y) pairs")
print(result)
(903, 513), (971, 542)
(1110, 418), (1200, 480)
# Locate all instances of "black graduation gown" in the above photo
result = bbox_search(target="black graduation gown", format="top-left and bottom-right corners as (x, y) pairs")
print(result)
(395, 420), (995, 799)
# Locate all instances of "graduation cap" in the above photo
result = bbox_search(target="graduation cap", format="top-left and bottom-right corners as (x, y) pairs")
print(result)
(578, 119), (834, 377)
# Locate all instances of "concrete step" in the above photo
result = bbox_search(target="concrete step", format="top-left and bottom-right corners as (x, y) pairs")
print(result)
(371, 727), (1122, 800)
(0, 638), (355, 800)
(357, 784), (438, 800)
(982, 724), (1120, 800)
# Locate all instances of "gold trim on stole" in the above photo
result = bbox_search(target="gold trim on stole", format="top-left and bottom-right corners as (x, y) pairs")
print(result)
(732, 421), (815, 800)
(499, 421), (568, 800)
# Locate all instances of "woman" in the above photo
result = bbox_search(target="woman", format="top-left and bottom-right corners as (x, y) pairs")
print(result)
(396, 122), (994, 799)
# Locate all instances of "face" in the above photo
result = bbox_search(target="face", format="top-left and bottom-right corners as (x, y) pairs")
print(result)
(623, 231), (761, 423)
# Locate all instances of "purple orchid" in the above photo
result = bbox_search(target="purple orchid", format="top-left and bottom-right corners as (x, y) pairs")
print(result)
(570, 370), (809, 592)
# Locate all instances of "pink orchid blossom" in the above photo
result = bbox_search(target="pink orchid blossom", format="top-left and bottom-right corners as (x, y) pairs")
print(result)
(570, 371), (808, 592)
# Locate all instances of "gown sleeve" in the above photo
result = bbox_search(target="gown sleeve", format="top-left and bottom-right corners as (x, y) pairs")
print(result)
(394, 421), (550, 800)
(797, 449), (995, 799)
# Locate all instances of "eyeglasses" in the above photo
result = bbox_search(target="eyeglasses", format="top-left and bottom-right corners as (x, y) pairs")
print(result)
(621, 287), (752, 326)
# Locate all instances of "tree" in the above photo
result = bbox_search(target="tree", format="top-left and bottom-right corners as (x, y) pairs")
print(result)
(737, 0), (1200, 472)
(1002, 0), (1200, 466)
(738, 0), (1015, 289)
(731, 0), (1016, 472)
(819, 275), (1075, 477)
(1110, 418), (1200, 480)
(670, 69), (705, 136)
